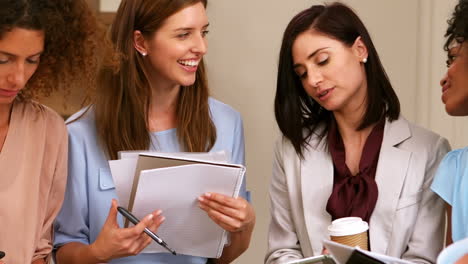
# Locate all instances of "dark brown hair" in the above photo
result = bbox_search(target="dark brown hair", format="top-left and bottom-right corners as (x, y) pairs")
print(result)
(0, 0), (103, 101)
(95, 0), (215, 160)
(275, 2), (400, 158)
(444, 0), (468, 59)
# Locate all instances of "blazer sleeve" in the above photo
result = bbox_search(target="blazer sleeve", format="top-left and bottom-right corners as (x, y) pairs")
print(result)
(265, 139), (304, 264)
(401, 136), (450, 263)
(33, 121), (68, 262)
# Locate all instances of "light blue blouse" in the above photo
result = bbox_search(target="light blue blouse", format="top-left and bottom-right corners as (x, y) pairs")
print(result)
(54, 98), (248, 264)
(431, 147), (468, 242)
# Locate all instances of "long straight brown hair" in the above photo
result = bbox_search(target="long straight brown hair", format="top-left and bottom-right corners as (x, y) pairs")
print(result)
(95, 0), (215, 160)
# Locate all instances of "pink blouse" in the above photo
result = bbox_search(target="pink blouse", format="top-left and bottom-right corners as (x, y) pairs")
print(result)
(0, 100), (67, 263)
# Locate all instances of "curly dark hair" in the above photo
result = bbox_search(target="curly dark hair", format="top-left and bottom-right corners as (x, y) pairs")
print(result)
(444, 0), (468, 51)
(0, 0), (105, 100)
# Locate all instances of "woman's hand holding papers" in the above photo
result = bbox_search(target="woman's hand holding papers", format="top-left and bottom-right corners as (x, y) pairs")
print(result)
(198, 192), (256, 263)
(322, 247), (329, 255)
(198, 192), (255, 232)
(89, 199), (165, 262)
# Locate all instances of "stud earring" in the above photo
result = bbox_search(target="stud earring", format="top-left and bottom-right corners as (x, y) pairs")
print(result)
(138, 51), (147, 56)
(362, 58), (367, 63)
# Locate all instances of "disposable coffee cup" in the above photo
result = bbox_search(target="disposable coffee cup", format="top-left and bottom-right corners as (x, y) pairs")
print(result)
(327, 217), (369, 250)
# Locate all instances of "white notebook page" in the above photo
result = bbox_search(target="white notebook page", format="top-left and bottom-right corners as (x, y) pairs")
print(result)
(131, 163), (245, 258)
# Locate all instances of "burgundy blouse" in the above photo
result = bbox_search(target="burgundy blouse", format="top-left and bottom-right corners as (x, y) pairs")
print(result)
(326, 120), (385, 223)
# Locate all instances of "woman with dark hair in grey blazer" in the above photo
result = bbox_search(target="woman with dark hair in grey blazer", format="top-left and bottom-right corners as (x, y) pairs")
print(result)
(266, 2), (450, 263)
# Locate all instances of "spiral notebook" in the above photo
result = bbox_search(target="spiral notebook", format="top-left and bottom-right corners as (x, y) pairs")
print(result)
(109, 152), (245, 258)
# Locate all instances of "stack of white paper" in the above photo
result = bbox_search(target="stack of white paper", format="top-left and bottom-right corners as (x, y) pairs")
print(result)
(108, 151), (245, 258)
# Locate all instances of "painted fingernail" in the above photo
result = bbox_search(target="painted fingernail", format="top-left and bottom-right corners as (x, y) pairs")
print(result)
(205, 192), (211, 197)
(160, 216), (166, 222)
(198, 196), (205, 202)
(146, 214), (154, 220)
(155, 210), (162, 216)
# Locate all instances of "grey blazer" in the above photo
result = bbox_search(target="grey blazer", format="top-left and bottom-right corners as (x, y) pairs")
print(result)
(266, 117), (450, 264)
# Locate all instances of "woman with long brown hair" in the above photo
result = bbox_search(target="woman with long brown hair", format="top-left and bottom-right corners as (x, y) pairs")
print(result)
(53, 0), (255, 263)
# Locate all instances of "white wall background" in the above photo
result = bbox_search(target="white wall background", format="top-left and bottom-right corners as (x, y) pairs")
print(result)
(99, 1), (466, 263)
(99, 0), (121, 12)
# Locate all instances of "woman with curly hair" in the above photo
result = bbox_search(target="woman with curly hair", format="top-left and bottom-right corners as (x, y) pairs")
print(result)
(431, 0), (468, 263)
(0, 0), (102, 263)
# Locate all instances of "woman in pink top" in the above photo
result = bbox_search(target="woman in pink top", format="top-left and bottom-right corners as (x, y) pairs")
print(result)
(0, 0), (103, 263)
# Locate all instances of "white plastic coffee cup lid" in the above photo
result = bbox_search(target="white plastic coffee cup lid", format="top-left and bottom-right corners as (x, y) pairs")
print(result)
(328, 217), (369, 236)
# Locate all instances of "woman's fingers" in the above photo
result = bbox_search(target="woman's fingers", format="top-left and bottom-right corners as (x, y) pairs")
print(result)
(198, 193), (249, 220)
(93, 200), (167, 259)
(204, 208), (243, 232)
(200, 193), (245, 209)
(199, 199), (246, 221)
(199, 192), (255, 233)
(322, 247), (329, 255)
(199, 194), (252, 218)
(117, 212), (154, 239)
(148, 211), (165, 234)
(132, 210), (166, 253)
(103, 199), (120, 228)
(140, 212), (166, 246)
(129, 234), (152, 256)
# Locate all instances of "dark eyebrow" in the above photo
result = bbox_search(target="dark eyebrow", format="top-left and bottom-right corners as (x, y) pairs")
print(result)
(0, 50), (43, 57)
(174, 23), (210, 32)
(293, 47), (329, 69)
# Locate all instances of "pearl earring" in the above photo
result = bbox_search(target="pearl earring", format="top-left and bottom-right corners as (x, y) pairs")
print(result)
(139, 51), (147, 56)
(362, 58), (367, 63)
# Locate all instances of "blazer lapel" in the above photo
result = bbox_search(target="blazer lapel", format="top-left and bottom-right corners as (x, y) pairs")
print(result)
(300, 136), (334, 255)
(369, 117), (412, 254)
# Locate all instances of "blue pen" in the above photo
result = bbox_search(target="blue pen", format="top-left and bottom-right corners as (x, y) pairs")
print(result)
(117, 206), (176, 255)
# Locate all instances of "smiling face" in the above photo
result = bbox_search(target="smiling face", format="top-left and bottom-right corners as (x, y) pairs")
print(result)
(0, 27), (44, 108)
(292, 30), (368, 114)
(441, 41), (468, 116)
(135, 2), (208, 89)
